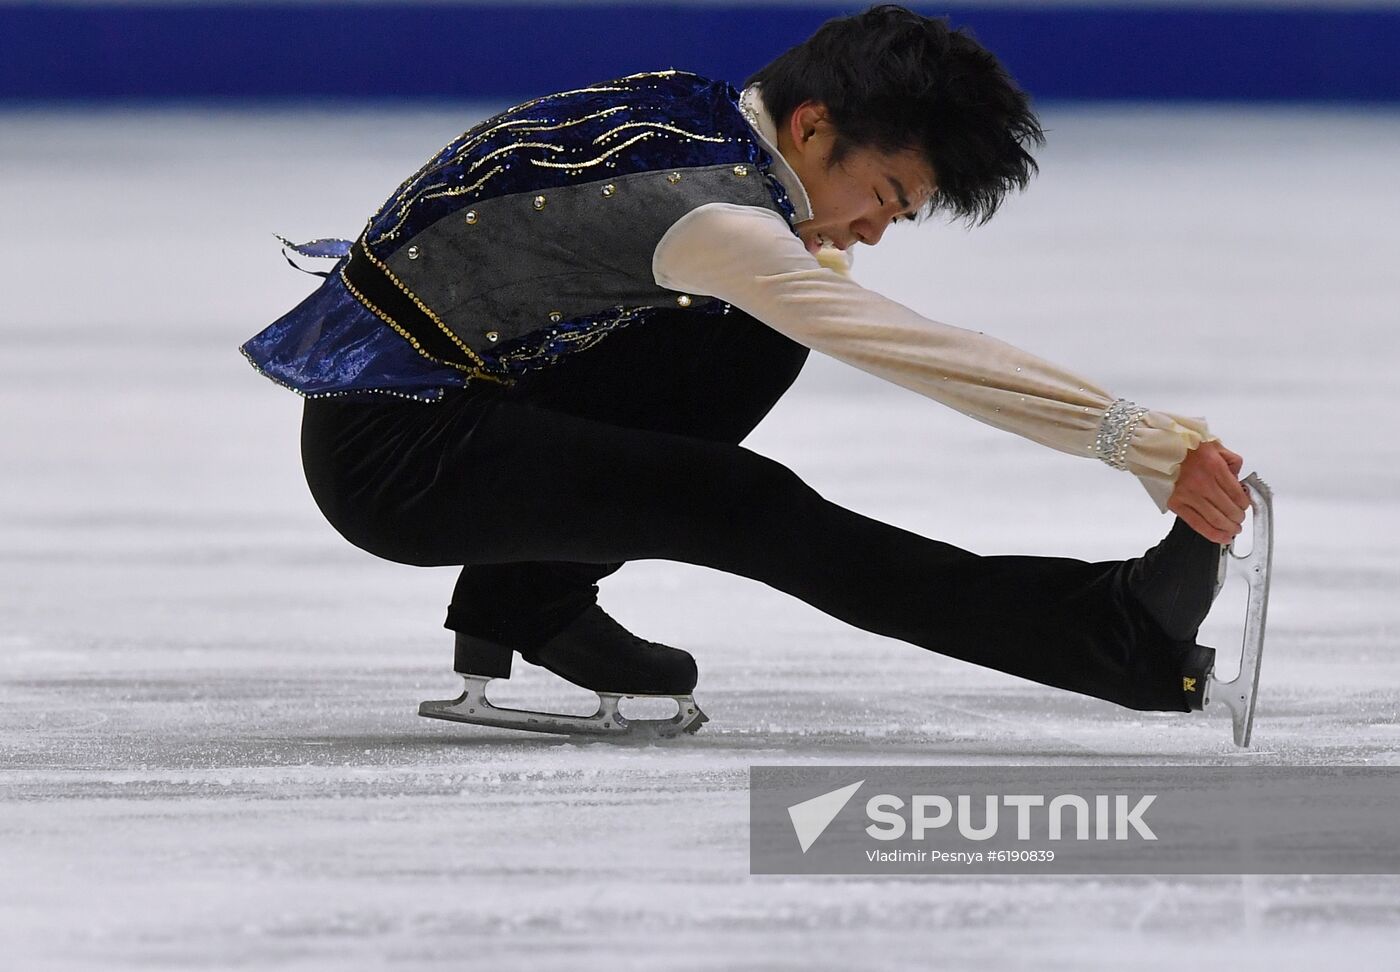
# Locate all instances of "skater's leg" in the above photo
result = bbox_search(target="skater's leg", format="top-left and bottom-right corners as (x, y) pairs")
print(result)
(304, 393), (1199, 712)
(443, 308), (810, 647)
(444, 560), (622, 649)
(503, 306), (810, 441)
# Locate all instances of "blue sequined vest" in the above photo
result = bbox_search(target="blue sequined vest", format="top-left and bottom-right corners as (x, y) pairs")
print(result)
(240, 71), (797, 402)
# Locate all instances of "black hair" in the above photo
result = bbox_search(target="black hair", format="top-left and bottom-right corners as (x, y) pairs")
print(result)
(745, 4), (1045, 225)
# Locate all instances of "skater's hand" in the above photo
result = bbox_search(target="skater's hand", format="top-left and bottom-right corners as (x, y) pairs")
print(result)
(1168, 441), (1249, 544)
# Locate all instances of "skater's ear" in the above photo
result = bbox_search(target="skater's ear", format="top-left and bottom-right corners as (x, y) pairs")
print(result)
(784, 101), (838, 162)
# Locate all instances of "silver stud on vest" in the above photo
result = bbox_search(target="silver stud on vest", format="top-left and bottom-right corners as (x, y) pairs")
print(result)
(486, 331), (500, 343)
(733, 164), (750, 177)
(601, 184), (617, 197)
(548, 311), (563, 323)
(666, 172), (682, 185)
(676, 295), (692, 308)
(406, 245), (421, 260)
(465, 210), (479, 224)
(532, 195), (547, 211)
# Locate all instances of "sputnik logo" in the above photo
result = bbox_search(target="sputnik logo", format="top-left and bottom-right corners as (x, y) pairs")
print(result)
(787, 780), (864, 853)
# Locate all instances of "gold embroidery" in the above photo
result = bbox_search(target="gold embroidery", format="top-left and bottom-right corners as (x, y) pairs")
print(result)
(517, 106), (629, 132)
(449, 106), (630, 164)
(508, 83), (631, 112)
(449, 116), (551, 159)
(376, 72), (687, 234)
(420, 165), (507, 204)
(529, 131), (658, 170)
(390, 84), (636, 196)
(468, 140), (565, 173)
(373, 166), (507, 243)
(593, 121), (728, 145)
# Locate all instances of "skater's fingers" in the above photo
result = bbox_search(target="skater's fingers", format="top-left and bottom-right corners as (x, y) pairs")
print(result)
(1204, 482), (1248, 533)
(1220, 446), (1244, 477)
(1210, 464), (1250, 518)
(1169, 467), (1241, 539)
(1180, 443), (1248, 521)
(1182, 466), (1247, 529)
(1194, 489), (1243, 536)
(1169, 500), (1234, 545)
(1213, 445), (1248, 504)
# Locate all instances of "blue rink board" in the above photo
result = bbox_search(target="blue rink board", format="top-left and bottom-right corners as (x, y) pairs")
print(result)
(3, 4), (1398, 102)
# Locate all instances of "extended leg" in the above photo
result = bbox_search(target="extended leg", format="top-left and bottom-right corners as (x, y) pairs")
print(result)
(305, 394), (1208, 715)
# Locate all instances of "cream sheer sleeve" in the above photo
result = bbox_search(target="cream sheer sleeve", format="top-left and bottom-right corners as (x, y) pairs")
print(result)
(653, 203), (1215, 512)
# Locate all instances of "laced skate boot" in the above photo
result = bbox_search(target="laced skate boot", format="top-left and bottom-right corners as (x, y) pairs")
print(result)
(420, 606), (707, 738)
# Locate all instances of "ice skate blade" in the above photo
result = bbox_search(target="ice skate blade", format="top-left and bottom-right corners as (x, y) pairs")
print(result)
(1206, 472), (1273, 748)
(418, 675), (708, 739)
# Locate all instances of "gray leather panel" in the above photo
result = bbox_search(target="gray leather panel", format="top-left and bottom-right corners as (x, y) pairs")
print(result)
(383, 163), (782, 348)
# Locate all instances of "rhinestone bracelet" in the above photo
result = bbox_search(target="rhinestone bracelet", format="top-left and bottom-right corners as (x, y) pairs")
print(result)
(1094, 398), (1149, 470)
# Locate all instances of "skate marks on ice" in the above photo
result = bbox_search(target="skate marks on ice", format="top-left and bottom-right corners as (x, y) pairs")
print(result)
(5, 649), (1400, 971)
(4, 647), (1400, 972)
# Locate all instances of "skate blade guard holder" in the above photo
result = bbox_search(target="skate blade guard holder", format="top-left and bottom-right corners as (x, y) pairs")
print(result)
(1205, 472), (1274, 748)
(419, 675), (708, 739)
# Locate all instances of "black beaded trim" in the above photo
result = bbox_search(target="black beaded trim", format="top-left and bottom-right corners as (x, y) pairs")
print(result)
(342, 237), (483, 372)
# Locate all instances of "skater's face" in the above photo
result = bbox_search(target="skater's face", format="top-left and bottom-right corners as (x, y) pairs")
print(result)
(778, 101), (937, 256)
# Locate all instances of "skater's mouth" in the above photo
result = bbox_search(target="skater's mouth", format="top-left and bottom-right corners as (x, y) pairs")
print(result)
(810, 233), (849, 253)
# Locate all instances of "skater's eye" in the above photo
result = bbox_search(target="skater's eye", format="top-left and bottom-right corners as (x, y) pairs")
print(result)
(877, 182), (918, 223)
(877, 191), (916, 224)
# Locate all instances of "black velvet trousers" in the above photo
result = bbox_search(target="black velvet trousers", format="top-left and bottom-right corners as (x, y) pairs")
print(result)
(300, 308), (1195, 712)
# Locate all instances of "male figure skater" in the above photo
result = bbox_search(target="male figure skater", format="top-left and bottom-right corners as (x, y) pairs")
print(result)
(243, 5), (1268, 740)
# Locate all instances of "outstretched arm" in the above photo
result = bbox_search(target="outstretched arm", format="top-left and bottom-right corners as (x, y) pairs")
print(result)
(654, 202), (1249, 540)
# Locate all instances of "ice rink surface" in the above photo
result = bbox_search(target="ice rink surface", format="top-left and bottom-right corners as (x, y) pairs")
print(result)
(2, 102), (1398, 969)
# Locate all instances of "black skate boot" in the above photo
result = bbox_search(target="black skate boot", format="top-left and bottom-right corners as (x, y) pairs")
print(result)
(1123, 516), (1229, 644)
(1122, 516), (1228, 711)
(521, 605), (698, 695)
(422, 606), (707, 738)
(451, 605), (697, 695)
(1176, 644), (1216, 712)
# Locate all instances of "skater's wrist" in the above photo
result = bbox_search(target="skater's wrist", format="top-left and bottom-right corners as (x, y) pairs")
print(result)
(1114, 410), (1214, 481)
(1103, 408), (1216, 514)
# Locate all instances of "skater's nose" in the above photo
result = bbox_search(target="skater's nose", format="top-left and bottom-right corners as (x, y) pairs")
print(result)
(852, 213), (893, 247)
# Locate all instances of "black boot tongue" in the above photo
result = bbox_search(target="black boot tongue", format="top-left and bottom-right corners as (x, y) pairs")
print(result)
(1127, 518), (1226, 642)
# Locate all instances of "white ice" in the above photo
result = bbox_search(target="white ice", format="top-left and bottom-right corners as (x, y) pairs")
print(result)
(1, 103), (1398, 970)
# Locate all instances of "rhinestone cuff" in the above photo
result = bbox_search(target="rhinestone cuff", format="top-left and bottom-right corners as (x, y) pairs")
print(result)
(1094, 399), (1150, 470)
